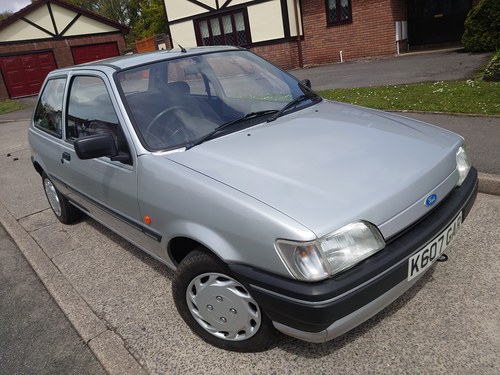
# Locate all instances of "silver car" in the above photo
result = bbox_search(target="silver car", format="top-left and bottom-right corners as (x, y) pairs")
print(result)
(29, 46), (477, 352)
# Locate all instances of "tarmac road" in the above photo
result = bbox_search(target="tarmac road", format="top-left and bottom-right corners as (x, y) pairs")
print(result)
(401, 112), (500, 175)
(0, 223), (107, 375)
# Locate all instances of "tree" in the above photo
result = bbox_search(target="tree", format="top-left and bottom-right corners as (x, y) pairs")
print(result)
(130, 0), (168, 41)
(462, 0), (500, 52)
(64, 0), (168, 45)
(0, 11), (14, 21)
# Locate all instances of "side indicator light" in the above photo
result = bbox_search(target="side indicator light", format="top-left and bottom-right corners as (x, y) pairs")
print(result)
(144, 216), (152, 225)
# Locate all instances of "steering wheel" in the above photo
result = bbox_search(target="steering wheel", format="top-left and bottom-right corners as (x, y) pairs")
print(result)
(145, 106), (192, 147)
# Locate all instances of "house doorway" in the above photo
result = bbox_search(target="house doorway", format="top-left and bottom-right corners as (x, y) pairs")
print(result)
(407, 0), (472, 46)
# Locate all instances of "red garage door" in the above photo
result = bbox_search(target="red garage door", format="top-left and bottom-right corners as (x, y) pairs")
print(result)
(0, 51), (56, 98)
(71, 43), (119, 65)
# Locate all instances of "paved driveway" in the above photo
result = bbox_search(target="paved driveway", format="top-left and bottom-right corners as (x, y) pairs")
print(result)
(1, 48), (498, 374)
(1, 119), (499, 374)
(290, 49), (492, 90)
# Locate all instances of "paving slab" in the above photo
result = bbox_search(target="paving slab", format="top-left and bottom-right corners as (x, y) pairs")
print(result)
(4, 190), (499, 374)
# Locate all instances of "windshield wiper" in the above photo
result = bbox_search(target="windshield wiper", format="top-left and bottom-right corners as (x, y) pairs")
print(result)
(186, 110), (278, 150)
(267, 92), (320, 123)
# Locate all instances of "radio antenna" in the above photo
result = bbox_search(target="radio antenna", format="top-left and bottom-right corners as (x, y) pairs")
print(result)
(171, 37), (187, 53)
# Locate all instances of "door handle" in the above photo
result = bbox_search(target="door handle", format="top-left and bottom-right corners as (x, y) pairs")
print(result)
(61, 152), (71, 163)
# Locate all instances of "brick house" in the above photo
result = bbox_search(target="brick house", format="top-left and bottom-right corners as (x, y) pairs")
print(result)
(164, 0), (479, 70)
(0, 0), (128, 100)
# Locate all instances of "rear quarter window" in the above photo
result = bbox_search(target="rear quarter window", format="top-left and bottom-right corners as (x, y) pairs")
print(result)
(34, 78), (66, 137)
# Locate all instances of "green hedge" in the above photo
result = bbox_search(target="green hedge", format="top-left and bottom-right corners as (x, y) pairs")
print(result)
(462, 0), (500, 52)
(483, 51), (500, 81)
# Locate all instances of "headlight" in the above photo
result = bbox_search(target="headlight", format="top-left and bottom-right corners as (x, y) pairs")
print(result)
(456, 146), (471, 186)
(276, 221), (385, 281)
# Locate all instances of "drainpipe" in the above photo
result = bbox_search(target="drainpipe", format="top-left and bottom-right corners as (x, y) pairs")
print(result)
(293, 0), (303, 68)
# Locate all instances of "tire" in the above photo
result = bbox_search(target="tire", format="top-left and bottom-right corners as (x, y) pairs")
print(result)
(42, 172), (81, 224)
(172, 249), (276, 352)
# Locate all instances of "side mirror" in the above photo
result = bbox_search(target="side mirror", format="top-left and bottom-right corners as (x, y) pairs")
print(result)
(300, 79), (312, 89)
(74, 133), (130, 163)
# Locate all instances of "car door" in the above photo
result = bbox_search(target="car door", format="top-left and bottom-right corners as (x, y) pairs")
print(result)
(30, 75), (68, 183)
(58, 72), (145, 244)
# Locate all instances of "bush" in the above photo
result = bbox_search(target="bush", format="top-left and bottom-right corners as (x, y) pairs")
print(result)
(483, 51), (500, 81)
(462, 0), (500, 52)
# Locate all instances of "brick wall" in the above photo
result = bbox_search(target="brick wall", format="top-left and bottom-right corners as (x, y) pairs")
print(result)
(251, 0), (406, 69)
(254, 0), (480, 69)
(251, 41), (300, 70)
(300, 0), (403, 67)
(0, 33), (126, 100)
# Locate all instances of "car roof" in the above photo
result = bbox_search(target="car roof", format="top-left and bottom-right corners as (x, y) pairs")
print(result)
(52, 45), (242, 74)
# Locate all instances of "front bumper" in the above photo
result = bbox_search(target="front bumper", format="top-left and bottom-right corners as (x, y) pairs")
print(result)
(229, 167), (478, 342)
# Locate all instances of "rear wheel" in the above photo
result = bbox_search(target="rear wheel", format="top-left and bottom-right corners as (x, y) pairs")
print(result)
(42, 172), (80, 224)
(172, 249), (276, 352)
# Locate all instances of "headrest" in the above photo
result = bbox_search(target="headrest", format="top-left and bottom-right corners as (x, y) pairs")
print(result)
(168, 81), (190, 96)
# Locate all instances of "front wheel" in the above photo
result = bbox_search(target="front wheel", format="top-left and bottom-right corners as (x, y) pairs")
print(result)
(172, 249), (276, 352)
(42, 172), (80, 224)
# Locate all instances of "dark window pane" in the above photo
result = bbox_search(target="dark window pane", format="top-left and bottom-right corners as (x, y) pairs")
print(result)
(327, 0), (352, 24)
(328, 0), (337, 22)
(222, 15), (234, 45)
(234, 13), (247, 45)
(236, 30), (247, 46)
(340, 0), (350, 20)
(199, 20), (210, 46)
(210, 18), (224, 45)
(196, 11), (249, 47)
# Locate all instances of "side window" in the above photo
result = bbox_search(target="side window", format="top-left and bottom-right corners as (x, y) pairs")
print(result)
(66, 76), (131, 160)
(34, 78), (66, 137)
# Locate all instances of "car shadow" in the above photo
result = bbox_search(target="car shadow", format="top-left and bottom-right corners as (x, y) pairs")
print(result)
(85, 216), (175, 280)
(83, 214), (440, 357)
(273, 268), (437, 357)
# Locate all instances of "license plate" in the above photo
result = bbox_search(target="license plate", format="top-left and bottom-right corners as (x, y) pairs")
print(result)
(407, 211), (462, 281)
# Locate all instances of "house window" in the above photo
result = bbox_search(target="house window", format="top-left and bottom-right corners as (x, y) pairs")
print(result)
(326, 0), (352, 25)
(195, 10), (250, 47)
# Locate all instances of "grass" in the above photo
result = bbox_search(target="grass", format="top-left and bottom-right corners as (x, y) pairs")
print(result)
(0, 100), (29, 115)
(318, 80), (500, 115)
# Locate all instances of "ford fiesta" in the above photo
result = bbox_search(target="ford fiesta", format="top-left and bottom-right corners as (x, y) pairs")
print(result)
(29, 46), (477, 352)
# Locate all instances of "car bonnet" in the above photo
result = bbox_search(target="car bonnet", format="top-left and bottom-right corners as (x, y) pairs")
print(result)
(165, 101), (463, 239)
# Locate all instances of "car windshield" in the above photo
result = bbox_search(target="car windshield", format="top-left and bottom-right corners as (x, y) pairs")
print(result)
(117, 50), (320, 151)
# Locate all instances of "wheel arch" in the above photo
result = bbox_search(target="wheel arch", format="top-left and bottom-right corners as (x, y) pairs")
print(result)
(32, 159), (44, 176)
(167, 232), (232, 268)
(168, 236), (206, 266)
